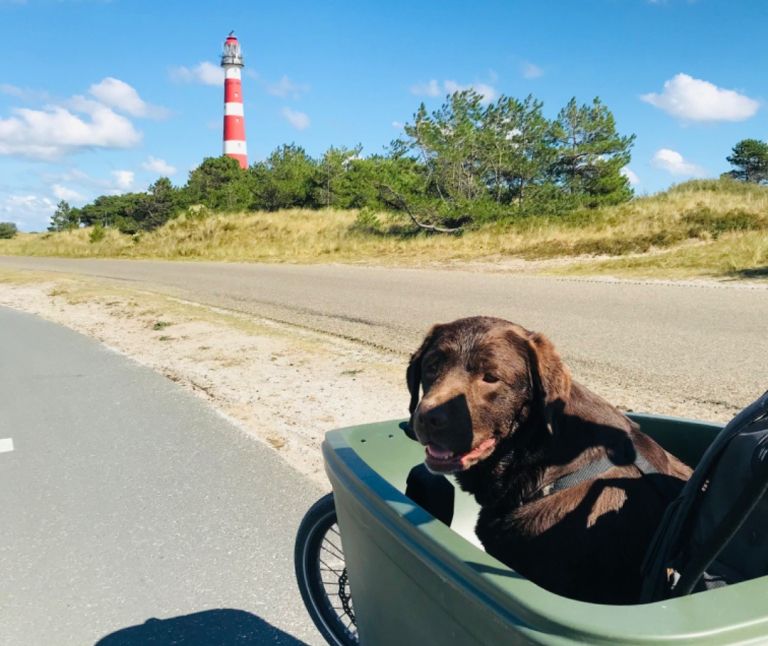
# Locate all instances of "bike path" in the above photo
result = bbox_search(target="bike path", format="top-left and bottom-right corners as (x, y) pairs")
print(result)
(0, 306), (325, 645)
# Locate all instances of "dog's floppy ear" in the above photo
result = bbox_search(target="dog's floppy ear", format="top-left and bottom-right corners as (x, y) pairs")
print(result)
(405, 325), (443, 439)
(525, 331), (572, 433)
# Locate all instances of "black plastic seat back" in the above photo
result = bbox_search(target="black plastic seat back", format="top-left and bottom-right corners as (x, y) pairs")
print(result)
(641, 390), (768, 601)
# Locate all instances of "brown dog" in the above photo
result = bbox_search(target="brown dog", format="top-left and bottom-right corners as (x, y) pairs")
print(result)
(407, 316), (691, 604)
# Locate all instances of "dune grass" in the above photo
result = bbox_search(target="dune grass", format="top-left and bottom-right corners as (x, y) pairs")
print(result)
(1, 179), (766, 280)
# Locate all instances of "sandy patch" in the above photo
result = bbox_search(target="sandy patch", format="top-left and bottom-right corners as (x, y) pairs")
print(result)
(0, 272), (407, 486)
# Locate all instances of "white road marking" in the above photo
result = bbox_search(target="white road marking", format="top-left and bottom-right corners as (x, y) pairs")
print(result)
(0, 438), (14, 453)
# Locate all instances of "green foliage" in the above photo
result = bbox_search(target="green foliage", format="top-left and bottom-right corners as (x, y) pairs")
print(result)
(89, 224), (106, 243)
(400, 92), (488, 205)
(52, 91), (635, 236)
(314, 145), (362, 208)
(186, 156), (251, 211)
(350, 207), (382, 234)
(551, 97), (634, 207)
(726, 139), (768, 184)
(394, 90), (634, 227)
(48, 200), (80, 232)
(482, 95), (556, 205)
(0, 221), (18, 239)
(682, 207), (767, 239)
(256, 144), (317, 210)
(144, 177), (181, 229)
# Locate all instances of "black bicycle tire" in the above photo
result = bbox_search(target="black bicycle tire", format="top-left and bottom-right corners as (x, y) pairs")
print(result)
(294, 493), (358, 646)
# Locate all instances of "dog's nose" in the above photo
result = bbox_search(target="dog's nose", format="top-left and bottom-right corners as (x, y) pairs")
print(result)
(419, 407), (449, 432)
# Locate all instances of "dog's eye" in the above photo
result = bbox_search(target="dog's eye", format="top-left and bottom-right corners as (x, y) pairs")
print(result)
(482, 373), (499, 384)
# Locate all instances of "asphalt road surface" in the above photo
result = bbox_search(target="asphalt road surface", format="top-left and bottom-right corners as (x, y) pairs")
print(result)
(1, 256), (766, 414)
(0, 307), (325, 646)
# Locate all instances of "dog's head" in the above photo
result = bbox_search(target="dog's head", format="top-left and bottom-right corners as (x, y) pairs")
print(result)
(406, 316), (571, 474)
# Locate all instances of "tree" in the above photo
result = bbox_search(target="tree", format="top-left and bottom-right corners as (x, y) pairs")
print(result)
(480, 94), (556, 208)
(77, 193), (145, 231)
(314, 145), (362, 208)
(399, 91), (488, 205)
(0, 222), (17, 239)
(184, 156), (251, 211)
(551, 97), (635, 207)
(393, 90), (494, 228)
(48, 200), (80, 232)
(341, 154), (426, 210)
(142, 177), (181, 230)
(258, 144), (317, 210)
(726, 139), (768, 184)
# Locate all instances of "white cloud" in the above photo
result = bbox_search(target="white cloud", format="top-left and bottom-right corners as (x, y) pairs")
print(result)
(652, 148), (706, 177)
(43, 167), (140, 204)
(444, 80), (497, 103)
(44, 167), (112, 190)
(0, 192), (56, 231)
(520, 61), (543, 79)
(51, 168), (92, 184)
(142, 156), (177, 176)
(411, 79), (497, 104)
(392, 121), (404, 129)
(641, 73), (759, 122)
(281, 107), (310, 130)
(111, 170), (134, 190)
(266, 75), (309, 99)
(89, 77), (168, 119)
(410, 79), (441, 97)
(0, 84), (23, 96)
(0, 101), (142, 160)
(621, 167), (640, 185)
(51, 184), (85, 202)
(0, 84), (50, 102)
(170, 62), (224, 86)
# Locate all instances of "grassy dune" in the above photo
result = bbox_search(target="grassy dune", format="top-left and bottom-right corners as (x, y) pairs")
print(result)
(2, 179), (767, 279)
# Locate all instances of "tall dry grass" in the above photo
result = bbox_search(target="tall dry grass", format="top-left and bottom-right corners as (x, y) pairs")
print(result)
(1, 179), (766, 278)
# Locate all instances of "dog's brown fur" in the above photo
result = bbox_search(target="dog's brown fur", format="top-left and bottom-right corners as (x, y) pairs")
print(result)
(407, 316), (691, 604)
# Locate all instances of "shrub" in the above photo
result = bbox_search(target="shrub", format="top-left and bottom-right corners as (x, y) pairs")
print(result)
(350, 207), (382, 234)
(0, 222), (18, 239)
(682, 207), (766, 239)
(89, 224), (106, 243)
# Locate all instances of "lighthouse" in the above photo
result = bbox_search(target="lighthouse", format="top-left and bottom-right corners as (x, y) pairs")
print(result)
(221, 32), (248, 169)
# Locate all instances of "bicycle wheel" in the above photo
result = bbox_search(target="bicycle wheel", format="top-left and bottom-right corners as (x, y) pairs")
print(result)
(294, 493), (358, 645)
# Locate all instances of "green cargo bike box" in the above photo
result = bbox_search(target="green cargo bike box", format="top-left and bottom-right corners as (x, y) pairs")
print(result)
(323, 414), (768, 645)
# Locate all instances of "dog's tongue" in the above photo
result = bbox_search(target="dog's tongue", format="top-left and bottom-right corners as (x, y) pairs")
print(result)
(426, 444), (456, 459)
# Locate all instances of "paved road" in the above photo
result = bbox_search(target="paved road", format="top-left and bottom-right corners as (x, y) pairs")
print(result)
(1, 256), (766, 415)
(0, 307), (325, 646)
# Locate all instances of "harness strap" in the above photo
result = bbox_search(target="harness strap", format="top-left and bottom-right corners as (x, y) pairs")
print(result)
(526, 452), (659, 503)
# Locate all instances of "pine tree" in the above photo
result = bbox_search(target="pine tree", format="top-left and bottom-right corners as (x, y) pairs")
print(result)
(48, 200), (80, 232)
(552, 98), (635, 207)
(726, 139), (768, 184)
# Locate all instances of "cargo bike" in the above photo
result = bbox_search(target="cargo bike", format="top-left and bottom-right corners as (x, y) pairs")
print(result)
(294, 398), (768, 645)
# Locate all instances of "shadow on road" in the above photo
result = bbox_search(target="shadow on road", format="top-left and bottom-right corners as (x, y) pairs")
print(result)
(732, 266), (768, 279)
(94, 608), (310, 645)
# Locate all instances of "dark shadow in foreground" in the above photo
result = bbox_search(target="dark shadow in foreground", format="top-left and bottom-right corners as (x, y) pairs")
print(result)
(94, 608), (310, 646)
(732, 266), (768, 279)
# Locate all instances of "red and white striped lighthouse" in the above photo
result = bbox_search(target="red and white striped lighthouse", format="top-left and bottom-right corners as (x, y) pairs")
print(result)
(221, 32), (248, 169)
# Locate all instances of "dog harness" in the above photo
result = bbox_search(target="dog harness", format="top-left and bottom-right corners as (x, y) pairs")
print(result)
(524, 453), (660, 504)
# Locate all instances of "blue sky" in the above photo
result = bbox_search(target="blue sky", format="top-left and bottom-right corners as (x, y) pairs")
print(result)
(1, 0), (766, 231)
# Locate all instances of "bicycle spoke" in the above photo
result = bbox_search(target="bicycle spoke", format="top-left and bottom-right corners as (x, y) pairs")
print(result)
(295, 496), (358, 643)
(321, 540), (345, 560)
